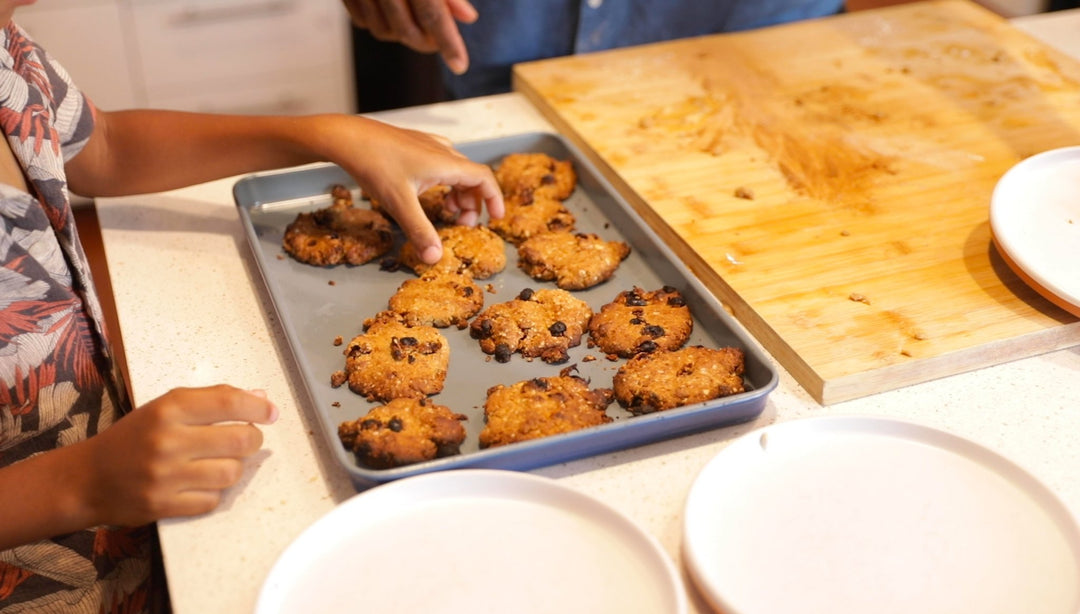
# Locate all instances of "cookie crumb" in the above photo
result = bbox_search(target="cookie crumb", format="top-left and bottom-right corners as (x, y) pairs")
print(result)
(328, 280), (336, 286)
(734, 186), (754, 200)
(276, 253), (285, 260)
(331, 401), (341, 407)
(333, 335), (343, 346)
(582, 355), (597, 362)
(330, 370), (347, 388)
(840, 230), (850, 237)
(848, 293), (870, 305)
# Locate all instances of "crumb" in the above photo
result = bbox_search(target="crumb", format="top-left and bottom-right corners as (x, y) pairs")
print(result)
(900, 349), (912, 357)
(606, 354), (619, 362)
(276, 253), (285, 260)
(486, 284), (496, 294)
(330, 370), (347, 388)
(328, 280), (336, 286)
(840, 230), (850, 236)
(333, 335), (343, 346)
(734, 186), (754, 200)
(583, 355), (597, 362)
(331, 401), (341, 407)
(848, 293), (870, 305)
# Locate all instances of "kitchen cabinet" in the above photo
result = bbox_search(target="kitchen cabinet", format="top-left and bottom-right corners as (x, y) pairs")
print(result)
(15, 0), (355, 115)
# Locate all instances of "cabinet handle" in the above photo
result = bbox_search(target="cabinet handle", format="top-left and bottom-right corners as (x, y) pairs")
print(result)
(169, 1), (295, 27)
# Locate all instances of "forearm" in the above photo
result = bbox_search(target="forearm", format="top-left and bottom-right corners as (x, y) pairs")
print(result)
(0, 443), (96, 551)
(66, 110), (344, 197)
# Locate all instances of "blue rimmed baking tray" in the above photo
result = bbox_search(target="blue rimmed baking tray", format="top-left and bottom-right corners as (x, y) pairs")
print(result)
(233, 132), (777, 489)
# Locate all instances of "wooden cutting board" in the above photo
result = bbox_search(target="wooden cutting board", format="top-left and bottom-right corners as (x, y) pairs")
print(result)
(513, 0), (1080, 405)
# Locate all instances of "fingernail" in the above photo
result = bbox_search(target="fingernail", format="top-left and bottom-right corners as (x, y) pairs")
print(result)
(421, 244), (442, 265)
(267, 402), (280, 424)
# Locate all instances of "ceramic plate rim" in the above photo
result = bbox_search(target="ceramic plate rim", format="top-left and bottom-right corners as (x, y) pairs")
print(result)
(256, 469), (688, 614)
(682, 415), (1080, 614)
(990, 146), (1080, 316)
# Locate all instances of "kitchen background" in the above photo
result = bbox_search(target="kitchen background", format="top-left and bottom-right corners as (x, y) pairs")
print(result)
(18, 0), (1071, 118)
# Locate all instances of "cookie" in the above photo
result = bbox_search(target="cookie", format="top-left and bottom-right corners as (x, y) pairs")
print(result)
(338, 397), (467, 469)
(587, 286), (693, 358)
(343, 310), (449, 402)
(487, 191), (576, 245)
(387, 270), (484, 329)
(399, 224), (507, 279)
(494, 152), (577, 201)
(613, 345), (746, 414)
(282, 196), (394, 267)
(479, 368), (613, 448)
(517, 231), (631, 290)
(469, 287), (592, 364)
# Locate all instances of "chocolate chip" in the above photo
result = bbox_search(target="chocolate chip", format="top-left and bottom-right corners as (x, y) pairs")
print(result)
(636, 340), (659, 353)
(518, 288), (535, 301)
(399, 337), (418, 347)
(360, 419), (381, 430)
(494, 342), (512, 363)
(549, 321), (567, 337)
(629, 317), (644, 325)
(388, 417), (403, 432)
(643, 324), (665, 338)
(667, 295), (686, 307)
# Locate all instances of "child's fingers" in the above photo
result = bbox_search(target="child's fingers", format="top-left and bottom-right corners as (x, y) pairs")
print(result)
(184, 423), (265, 461)
(167, 385), (279, 426)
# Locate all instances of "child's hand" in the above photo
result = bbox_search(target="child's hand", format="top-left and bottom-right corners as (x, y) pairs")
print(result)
(82, 385), (278, 527)
(322, 116), (505, 265)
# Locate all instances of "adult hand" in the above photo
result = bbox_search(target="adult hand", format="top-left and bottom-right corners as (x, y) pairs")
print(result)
(321, 115), (504, 264)
(82, 385), (278, 527)
(342, 0), (477, 74)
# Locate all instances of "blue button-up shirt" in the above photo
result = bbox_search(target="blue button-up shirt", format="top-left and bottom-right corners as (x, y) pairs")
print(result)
(442, 0), (845, 98)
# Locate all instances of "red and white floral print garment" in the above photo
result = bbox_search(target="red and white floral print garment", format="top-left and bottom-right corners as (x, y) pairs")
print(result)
(0, 22), (153, 614)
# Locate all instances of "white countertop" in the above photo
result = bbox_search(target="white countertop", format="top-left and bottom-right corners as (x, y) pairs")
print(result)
(95, 10), (1080, 614)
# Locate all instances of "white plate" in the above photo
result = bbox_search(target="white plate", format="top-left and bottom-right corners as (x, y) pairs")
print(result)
(990, 146), (1080, 316)
(683, 416), (1080, 614)
(257, 469), (687, 614)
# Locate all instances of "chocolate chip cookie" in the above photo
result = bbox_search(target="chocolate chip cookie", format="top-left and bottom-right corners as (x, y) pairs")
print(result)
(399, 223), (507, 279)
(342, 310), (449, 402)
(517, 231), (631, 290)
(479, 368), (614, 448)
(487, 191), (576, 245)
(587, 286), (693, 358)
(613, 345), (746, 414)
(469, 287), (593, 364)
(493, 152), (577, 201)
(337, 397), (467, 469)
(387, 270), (484, 329)
(282, 196), (394, 267)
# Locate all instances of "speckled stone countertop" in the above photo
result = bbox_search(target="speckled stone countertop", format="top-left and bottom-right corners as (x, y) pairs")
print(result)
(94, 12), (1080, 614)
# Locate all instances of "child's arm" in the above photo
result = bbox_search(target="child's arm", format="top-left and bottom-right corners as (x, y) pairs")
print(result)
(65, 110), (503, 264)
(0, 385), (277, 551)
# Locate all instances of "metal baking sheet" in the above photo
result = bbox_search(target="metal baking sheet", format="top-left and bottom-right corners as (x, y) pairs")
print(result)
(233, 132), (778, 489)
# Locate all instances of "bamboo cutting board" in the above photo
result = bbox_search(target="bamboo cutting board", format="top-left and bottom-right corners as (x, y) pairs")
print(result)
(513, 0), (1080, 404)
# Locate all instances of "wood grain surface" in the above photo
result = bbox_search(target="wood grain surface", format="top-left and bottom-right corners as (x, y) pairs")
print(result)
(513, 0), (1080, 404)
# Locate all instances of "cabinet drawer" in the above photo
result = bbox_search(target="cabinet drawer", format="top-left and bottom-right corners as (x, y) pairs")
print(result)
(145, 66), (353, 115)
(129, 0), (349, 92)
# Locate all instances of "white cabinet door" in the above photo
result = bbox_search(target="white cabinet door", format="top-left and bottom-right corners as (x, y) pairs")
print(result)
(15, 2), (139, 110)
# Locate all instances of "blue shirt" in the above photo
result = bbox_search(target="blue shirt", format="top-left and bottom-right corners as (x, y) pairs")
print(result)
(443, 0), (845, 98)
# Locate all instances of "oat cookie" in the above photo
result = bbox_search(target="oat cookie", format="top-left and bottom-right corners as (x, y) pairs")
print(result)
(388, 270), (484, 329)
(487, 191), (576, 245)
(613, 345), (745, 414)
(343, 310), (449, 402)
(400, 224), (507, 279)
(494, 152), (577, 200)
(282, 196), (394, 267)
(479, 368), (613, 448)
(338, 397), (467, 469)
(469, 287), (593, 364)
(517, 231), (631, 290)
(588, 286), (693, 358)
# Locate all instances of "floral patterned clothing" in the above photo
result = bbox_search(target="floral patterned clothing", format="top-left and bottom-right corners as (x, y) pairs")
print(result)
(0, 22), (154, 614)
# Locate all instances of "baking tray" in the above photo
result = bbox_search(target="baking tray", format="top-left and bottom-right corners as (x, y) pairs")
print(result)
(233, 132), (778, 489)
